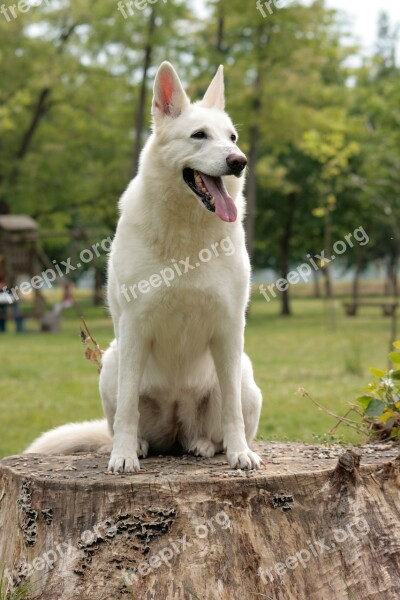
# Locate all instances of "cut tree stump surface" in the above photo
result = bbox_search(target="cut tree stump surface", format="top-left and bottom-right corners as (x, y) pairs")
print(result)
(0, 441), (400, 600)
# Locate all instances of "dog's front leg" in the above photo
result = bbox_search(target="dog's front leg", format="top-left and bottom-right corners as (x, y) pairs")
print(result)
(108, 314), (150, 473)
(211, 329), (261, 470)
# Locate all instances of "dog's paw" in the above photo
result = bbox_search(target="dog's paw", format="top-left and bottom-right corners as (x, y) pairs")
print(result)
(188, 438), (221, 458)
(227, 448), (261, 470)
(108, 452), (140, 474)
(137, 438), (149, 458)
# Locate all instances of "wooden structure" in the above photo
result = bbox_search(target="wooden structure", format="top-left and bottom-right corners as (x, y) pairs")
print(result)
(0, 441), (399, 599)
(0, 215), (44, 317)
(343, 301), (398, 317)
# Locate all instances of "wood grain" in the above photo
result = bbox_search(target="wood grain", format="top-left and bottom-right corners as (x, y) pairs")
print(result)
(0, 442), (399, 600)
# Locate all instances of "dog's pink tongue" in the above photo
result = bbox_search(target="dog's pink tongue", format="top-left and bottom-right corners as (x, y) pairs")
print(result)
(200, 173), (237, 222)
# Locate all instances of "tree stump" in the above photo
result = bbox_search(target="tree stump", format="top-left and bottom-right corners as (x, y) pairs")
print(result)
(0, 441), (399, 600)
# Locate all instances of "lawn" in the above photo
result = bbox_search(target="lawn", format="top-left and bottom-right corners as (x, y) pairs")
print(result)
(0, 292), (394, 458)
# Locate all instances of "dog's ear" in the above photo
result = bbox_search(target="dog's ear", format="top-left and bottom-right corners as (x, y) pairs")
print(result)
(152, 62), (190, 120)
(200, 65), (225, 111)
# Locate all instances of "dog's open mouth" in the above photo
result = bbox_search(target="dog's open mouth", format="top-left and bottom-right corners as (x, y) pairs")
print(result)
(183, 168), (237, 223)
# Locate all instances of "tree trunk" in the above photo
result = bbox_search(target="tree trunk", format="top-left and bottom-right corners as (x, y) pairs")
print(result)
(215, 8), (224, 54)
(352, 250), (363, 303)
(279, 193), (296, 316)
(93, 265), (104, 306)
(245, 124), (259, 263)
(323, 206), (336, 330)
(391, 254), (399, 299)
(312, 268), (321, 298)
(132, 9), (156, 176)
(0, 24), (76, 212)
(245, 26), (265, 263)
(1, 442), (399, 600)
(323, 207), (333, 299)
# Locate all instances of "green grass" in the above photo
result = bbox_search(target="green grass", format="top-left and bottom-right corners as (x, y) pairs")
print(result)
(0, 567), (29, 600)
(0, 293), (394, 458)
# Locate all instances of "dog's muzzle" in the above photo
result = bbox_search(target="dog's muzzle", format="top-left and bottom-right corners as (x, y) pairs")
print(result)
(226, 153), (247, 176)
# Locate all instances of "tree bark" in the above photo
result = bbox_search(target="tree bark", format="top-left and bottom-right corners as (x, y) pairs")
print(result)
(1, 442), (399, 600)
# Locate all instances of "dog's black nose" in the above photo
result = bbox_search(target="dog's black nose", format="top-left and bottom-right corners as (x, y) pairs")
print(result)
(226, 153), (247, 174)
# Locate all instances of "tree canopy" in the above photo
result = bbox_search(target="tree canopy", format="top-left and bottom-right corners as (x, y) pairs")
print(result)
(0, 0), (398, 313)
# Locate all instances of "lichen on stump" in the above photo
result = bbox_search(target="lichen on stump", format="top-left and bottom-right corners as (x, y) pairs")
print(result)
(0, 442), (399, 600)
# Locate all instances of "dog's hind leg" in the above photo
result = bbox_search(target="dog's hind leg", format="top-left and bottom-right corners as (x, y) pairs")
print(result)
(241, 353), (262, 443)
(182, 391), (224, 458)
(188, 436), (224, 458)
(99, 341), (118, 436)
(99, 340), (149, 458)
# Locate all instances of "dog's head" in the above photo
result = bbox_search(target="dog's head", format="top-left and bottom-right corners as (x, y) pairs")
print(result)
(150, 62), (247, 223)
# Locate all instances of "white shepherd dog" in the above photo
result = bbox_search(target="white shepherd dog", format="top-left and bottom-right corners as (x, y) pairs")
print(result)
(26, 62), (263, 472)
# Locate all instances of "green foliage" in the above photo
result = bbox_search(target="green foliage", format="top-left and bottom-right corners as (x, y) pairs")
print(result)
(355, 342), (400, 441)
(1, 1), (399, 310)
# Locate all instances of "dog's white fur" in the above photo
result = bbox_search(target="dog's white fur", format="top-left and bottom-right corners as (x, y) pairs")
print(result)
(25, 63), (263, 472)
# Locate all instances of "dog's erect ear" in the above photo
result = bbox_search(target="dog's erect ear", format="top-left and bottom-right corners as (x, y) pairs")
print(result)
(199, 65), (225, 111)
(152, 62), (190, 120)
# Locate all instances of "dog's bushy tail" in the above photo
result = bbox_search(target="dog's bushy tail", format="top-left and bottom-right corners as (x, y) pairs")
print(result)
(24, 419), (112, 455)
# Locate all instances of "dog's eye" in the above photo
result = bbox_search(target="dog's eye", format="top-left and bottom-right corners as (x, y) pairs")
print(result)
(230, 134), (237, 142)
(191, 131), (207, 140)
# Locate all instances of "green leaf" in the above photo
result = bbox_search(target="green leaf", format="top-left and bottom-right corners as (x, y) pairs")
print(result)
(356, 395), (374, 409)
(378, 409), (394, 423)
(389, 352), (400, 365)
(363, 382), (377, 392)
(390, 370), (400, 380)
(364, 399), (386, 417)
(369, 368), (386, 378)
(390, 427), (400, 440)
(392, 341), (400, 350)
(312, 207), (326, 218)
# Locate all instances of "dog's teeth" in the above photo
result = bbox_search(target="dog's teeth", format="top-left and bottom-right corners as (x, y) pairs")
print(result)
(210, 197), (216, 206)
(193, 172), (212, 200)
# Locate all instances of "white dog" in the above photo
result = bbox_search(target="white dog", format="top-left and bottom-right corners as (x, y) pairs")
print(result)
(25, 62), (263, 472)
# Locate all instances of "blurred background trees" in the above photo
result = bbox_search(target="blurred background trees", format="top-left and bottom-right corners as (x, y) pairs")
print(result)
(0, 0), (399, 315)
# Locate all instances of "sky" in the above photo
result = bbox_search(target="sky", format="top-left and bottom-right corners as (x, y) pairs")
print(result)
(325, 0), (400, 57)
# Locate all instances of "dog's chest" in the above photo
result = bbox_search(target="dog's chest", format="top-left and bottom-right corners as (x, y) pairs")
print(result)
(142, 285), (223, 384)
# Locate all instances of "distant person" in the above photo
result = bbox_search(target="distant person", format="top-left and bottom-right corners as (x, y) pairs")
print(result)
(61, 280), (74, 309)
(0, 272), (24, 333)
